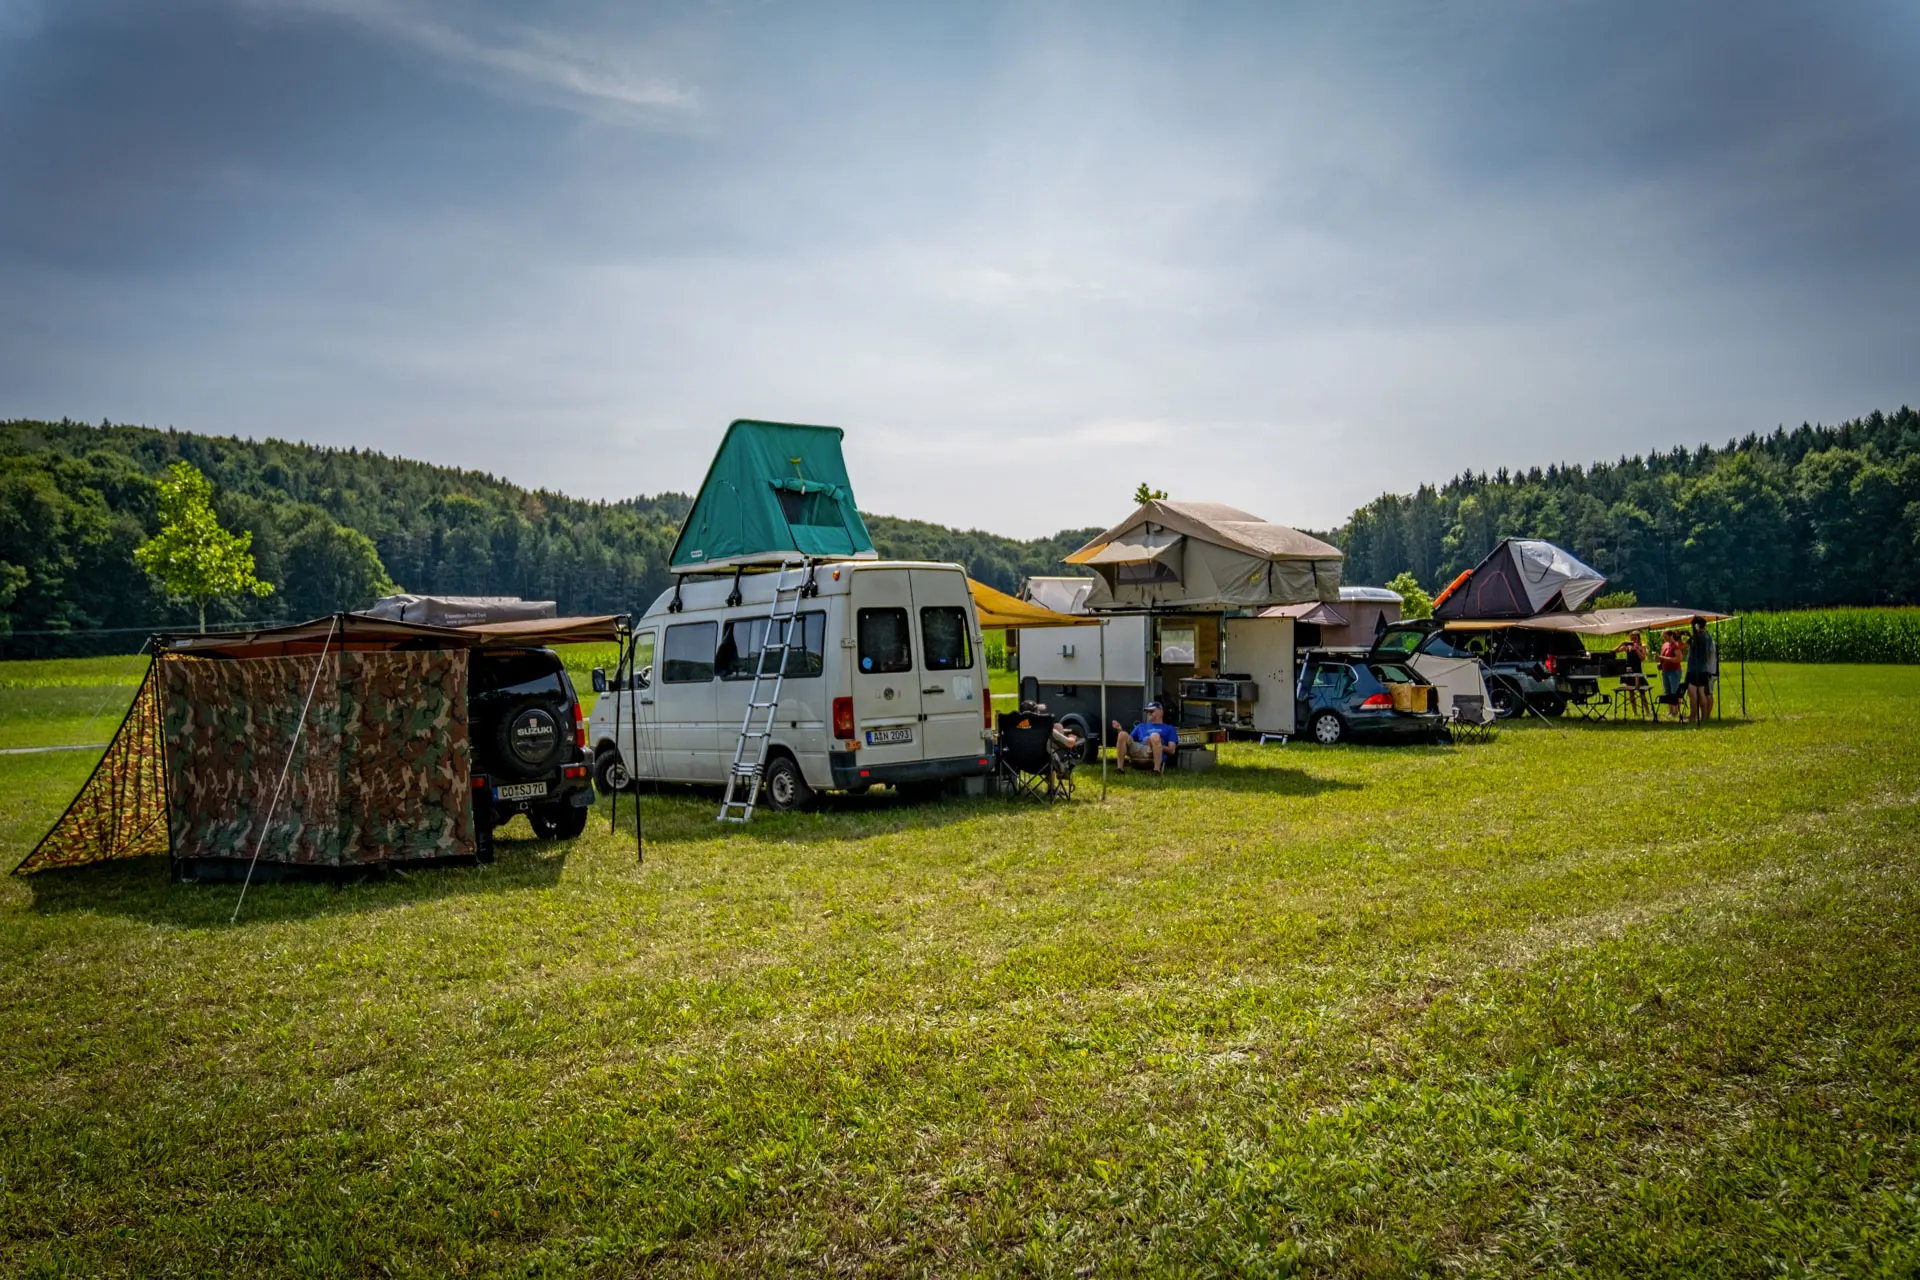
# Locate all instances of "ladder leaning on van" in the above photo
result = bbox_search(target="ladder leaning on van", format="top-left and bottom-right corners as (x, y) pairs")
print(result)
(718, 558), (812, 822)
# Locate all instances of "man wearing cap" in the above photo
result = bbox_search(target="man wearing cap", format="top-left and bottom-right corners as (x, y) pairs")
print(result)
(1112, 702), (1180, 775)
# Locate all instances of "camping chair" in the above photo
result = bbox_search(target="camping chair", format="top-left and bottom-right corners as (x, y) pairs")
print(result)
(1447, 694), (1495, 744)
(996, 710), (1075, 802)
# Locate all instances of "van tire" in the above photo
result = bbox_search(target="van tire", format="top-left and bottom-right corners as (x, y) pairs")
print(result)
(594, 745), (632, 795)
(761, 755), (814, 812)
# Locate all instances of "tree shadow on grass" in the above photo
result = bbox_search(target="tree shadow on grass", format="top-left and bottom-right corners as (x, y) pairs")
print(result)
(18, 822), (570, 927)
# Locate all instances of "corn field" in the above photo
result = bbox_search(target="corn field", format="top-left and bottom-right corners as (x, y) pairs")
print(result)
(1717, 608), (1920, 664)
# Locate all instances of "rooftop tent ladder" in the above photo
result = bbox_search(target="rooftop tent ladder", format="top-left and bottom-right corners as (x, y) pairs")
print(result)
(669, 420), (879, 574)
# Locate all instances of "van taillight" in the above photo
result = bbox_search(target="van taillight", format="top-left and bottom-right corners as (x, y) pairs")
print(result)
(833, 696), (855, 738)
(984, 688), (993, 727)
(571, 700), (586, 749)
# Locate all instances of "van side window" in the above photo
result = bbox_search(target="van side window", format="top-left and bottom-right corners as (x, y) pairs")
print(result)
(857, 608), (913, 674)
(662, 621), (717, 683)
(632, 632), (657, 688)
(920, 607), (973, 671)
(719, 611), (826, 679)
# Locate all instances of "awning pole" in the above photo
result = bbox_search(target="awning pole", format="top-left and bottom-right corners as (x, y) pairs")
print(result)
(1099, 620), (1108, 801)
(231, 612), (339, 926)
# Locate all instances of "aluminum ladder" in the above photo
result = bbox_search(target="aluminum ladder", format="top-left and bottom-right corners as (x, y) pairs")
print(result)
(717, 559), (808, 822)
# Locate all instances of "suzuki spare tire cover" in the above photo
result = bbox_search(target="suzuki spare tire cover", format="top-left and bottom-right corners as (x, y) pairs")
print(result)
(496, 699), (563, 778)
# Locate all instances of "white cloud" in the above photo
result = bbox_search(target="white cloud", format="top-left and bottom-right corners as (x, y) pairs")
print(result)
(248, 0), (696, 117)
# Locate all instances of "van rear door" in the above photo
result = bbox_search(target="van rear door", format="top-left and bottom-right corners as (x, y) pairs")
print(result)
(910, 567), (985, 761)
(849, 569), (924, 769)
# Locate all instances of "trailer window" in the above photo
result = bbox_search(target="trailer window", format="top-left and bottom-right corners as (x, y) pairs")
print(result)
(662, 621), (717, 683)
(719, 611), (826, 679)
(920, 607), (973, 671)
(857, 608), (913, 674)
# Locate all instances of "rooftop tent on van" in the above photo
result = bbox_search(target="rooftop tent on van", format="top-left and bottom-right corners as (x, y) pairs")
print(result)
(668, 420), (879, 574)
(1431, 538), (1606, 621)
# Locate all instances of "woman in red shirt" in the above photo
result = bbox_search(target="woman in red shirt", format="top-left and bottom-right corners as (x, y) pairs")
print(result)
(1656, 630), (1686, 719)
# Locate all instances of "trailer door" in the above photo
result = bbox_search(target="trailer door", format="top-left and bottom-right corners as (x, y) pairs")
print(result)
(910, 567), (985, 762)
(849, 569), (925, 769)
(1223, 616), (1295, 736)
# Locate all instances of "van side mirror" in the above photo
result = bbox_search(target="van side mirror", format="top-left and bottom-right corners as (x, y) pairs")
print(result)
(591, 667), (607, 694)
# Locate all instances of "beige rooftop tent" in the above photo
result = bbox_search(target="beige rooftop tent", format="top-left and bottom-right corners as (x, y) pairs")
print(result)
(1064, 500), (1342, 611)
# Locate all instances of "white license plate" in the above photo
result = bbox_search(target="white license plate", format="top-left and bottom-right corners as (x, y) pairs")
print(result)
(494, 781), (548, 801)
(865, 726), (913, 746)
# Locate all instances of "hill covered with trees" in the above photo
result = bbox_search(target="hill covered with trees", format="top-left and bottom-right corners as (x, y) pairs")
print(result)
(0, 419), (1095, 656)
(1334, 407), (1920, 611)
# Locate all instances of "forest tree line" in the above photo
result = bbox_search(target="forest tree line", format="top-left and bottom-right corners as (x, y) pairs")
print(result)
(6, 408), (1916, 657)
(0, 419), (1096, 657)
(1334, 406), (1920, 611)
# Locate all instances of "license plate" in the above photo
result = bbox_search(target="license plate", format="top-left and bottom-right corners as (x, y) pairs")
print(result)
(865, 726), (912, 746)
(494, 781), (548, 801)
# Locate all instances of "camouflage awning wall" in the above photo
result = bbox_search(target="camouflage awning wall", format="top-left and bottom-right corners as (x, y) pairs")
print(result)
(13, 660), (169, 875)
(163, 649), (475, 867)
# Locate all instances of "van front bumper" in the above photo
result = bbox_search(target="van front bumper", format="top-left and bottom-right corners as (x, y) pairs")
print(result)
(828, 751), (995, 790)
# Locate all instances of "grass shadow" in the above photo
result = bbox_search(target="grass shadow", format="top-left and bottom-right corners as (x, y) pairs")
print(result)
(18, 823), (571, 926)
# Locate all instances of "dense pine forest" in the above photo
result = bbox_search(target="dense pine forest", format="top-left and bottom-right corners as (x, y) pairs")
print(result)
(3, 408), (1916, 656)
(1335, 406), (1920, 611)
(0, 419), (1096, 656)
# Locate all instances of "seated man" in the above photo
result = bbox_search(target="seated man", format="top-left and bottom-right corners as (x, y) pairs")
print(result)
(1112, 702), (1180, 775)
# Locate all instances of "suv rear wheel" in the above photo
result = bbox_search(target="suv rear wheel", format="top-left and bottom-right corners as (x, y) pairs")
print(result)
(530, 802), (588, 840)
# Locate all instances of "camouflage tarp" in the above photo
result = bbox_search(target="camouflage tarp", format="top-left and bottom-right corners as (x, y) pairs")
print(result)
(162, 649), (474, 866)
(13, 659), (169, 874)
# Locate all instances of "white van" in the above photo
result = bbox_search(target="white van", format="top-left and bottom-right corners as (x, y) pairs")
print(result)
(588, 561), (995, 809)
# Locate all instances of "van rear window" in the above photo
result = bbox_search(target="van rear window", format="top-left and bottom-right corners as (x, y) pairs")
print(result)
(920, 607), (972, 671)
(857, 608), (912, 674)
(662, 621), (717, 683)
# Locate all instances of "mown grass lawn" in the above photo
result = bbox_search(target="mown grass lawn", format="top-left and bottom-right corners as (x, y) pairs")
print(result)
(1, 663), (1917, 1276)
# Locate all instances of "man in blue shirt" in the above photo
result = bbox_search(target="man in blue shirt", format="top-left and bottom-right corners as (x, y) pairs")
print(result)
(1111, 702), (1179, 775)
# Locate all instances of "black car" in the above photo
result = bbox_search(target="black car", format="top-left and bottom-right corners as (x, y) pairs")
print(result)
(469, 648), (595, 856)
(1294, 652), (1447, 745)
(1374, 620), (1623, 718)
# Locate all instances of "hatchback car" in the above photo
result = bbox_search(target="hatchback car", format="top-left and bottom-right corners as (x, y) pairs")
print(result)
(1294, 652), (1447, 745)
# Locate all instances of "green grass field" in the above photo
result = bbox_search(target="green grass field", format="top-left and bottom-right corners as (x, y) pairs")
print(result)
(2, 661), (1917, 1276)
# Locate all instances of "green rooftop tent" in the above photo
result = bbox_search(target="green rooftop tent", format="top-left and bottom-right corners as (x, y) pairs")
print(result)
(668, 420), (878, 573)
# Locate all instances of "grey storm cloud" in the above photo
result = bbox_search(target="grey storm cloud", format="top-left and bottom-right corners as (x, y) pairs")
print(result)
(2, 0), (1915, 537)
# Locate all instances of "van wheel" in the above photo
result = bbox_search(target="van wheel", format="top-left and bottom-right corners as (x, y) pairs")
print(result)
(530, 802), (588, 840)
(594, 745), (632, 795)
(1310, 711), (1346, 745)
(761, 755), (814, 812)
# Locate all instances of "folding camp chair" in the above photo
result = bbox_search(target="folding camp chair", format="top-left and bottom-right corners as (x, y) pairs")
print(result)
(1447, 694), (1495, 744)
(996, 711), (1075, 801)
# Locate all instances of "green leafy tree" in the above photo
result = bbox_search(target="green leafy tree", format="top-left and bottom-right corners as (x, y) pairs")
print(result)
(1133, 482), (1168, 505)
(133, 462), (272, 631)
(1385, 571), (1432, 619)
(1593, 589), (1639, 609)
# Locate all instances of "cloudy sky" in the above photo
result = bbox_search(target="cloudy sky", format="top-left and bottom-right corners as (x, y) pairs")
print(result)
(3, 1), (1916, 536)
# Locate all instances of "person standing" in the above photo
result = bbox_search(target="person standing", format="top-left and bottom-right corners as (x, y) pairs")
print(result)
(1613, 629), (1651, 718)
(1686, 616), (1717, 724)
(1657, 630), (1686, 720)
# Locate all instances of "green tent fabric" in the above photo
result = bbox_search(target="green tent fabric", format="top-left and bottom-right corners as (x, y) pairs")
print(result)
(669, 420), (878, 573)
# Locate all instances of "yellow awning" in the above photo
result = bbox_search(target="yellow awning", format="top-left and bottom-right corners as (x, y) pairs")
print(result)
(968, 579), (1087, 630)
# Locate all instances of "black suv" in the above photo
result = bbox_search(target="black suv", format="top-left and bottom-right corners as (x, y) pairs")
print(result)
(469, 648), (594, 856)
